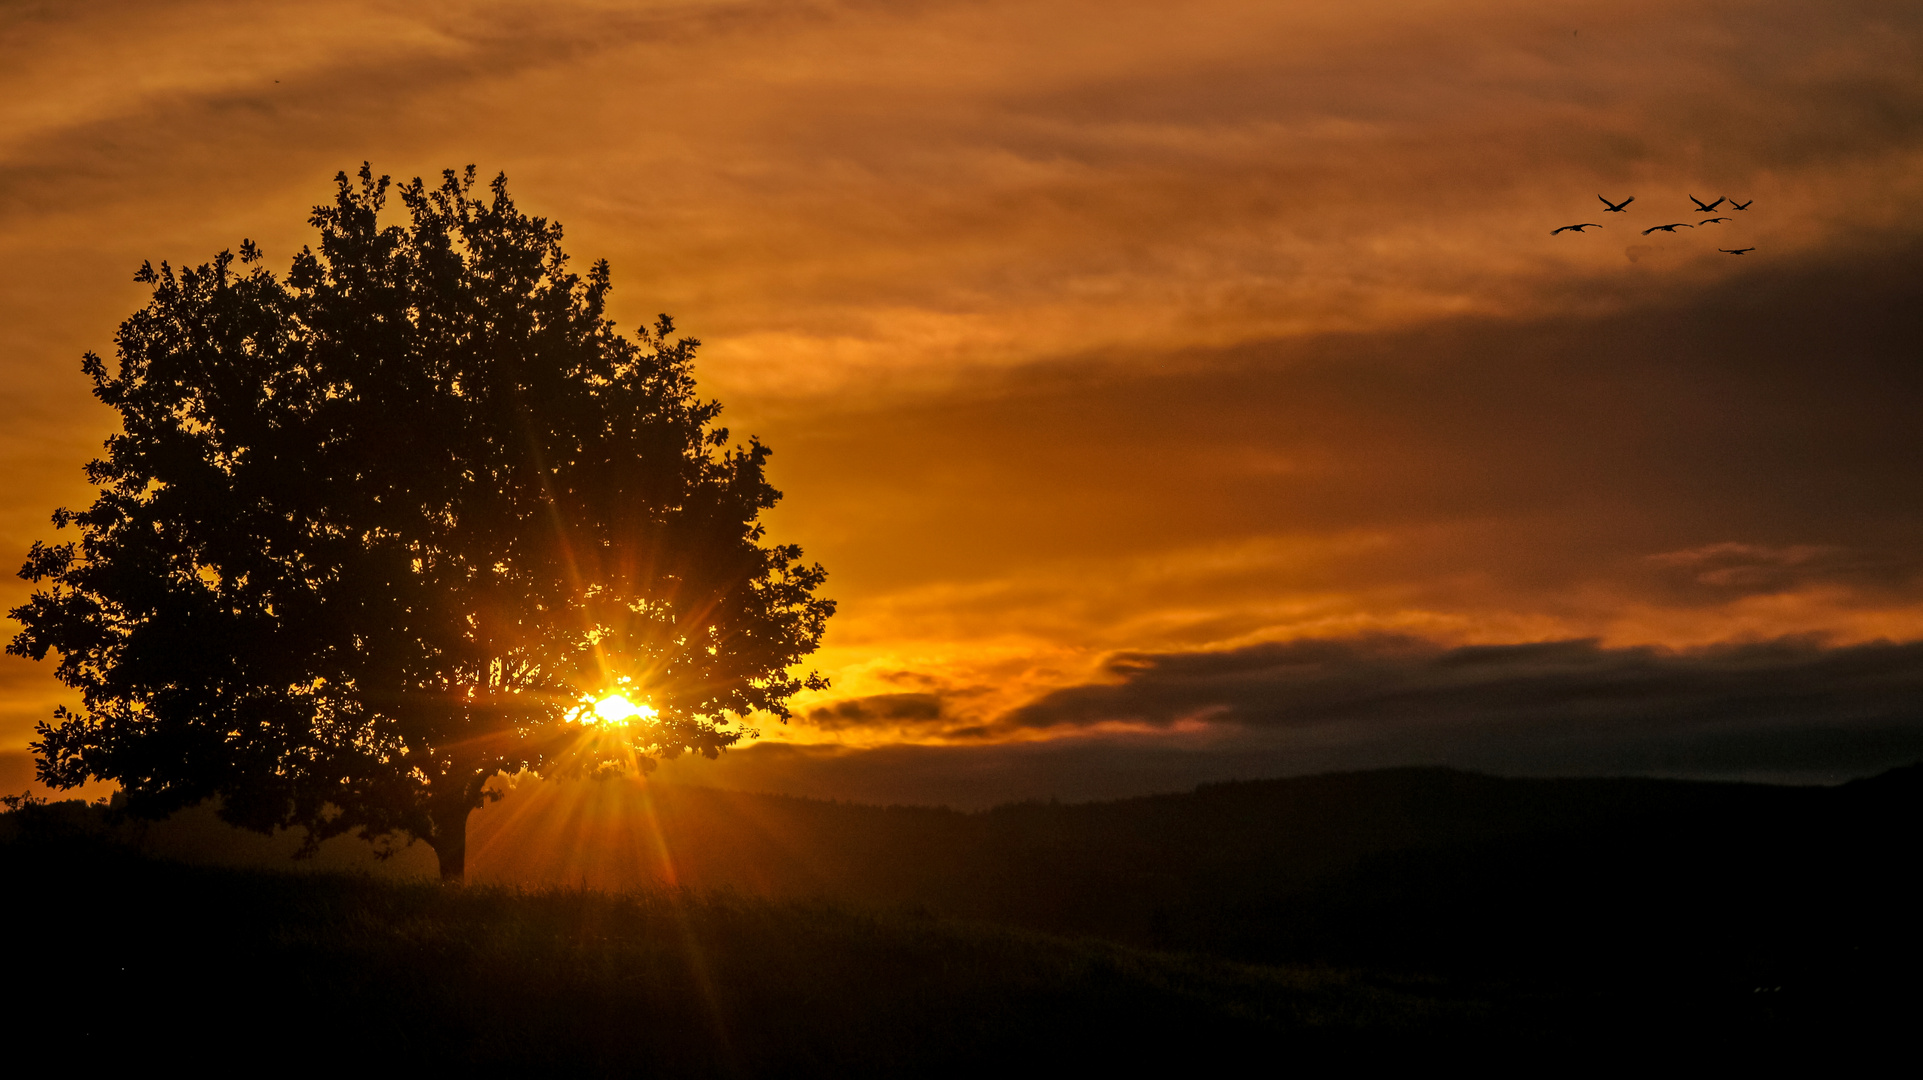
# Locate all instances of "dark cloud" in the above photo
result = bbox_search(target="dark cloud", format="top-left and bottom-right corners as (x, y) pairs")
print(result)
(808, 692), (946, 730)
(992, 634), (1923, 781)
(1011, 635), (1923, 729)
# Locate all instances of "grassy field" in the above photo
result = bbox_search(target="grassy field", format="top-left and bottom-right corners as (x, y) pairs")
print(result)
(3, 820), (1471, 1074)
(5, 763), (1918, 1069)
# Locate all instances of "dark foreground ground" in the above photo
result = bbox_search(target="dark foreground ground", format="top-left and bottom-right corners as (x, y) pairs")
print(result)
(4, 825), (1467, 1073)
(5, 764), (1920, 1071)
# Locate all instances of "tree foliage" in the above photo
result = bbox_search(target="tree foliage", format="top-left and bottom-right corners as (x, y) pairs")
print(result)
(8, 166), (834, 878)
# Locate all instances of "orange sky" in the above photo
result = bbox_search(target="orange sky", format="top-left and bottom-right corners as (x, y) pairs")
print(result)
(5, 0), (1922, 800)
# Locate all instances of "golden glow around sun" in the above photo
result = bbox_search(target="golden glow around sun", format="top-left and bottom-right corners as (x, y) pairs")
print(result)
(592, 692), (656, 725)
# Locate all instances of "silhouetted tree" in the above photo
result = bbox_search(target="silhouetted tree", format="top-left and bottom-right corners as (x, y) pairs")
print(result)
(8, 166), (834, 880)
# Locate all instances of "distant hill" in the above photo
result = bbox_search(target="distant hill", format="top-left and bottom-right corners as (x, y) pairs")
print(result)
(109, 764), (1923, 969)
(466, 767), (1919, 969)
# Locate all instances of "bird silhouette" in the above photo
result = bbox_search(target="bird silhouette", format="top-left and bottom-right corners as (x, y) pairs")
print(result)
(1643, 223), (1694, 235)
(1689, 195), (1726, 212)
(1551, 223), (1603, 234)
(1598, 195), (1634, 212)
(1697, 217), (1730, 225)
(1719, 247), (1756, 254)
(1730, 199), (1753, 210)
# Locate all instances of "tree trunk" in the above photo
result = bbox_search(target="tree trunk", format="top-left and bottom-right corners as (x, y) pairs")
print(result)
(430, 801), (473, 883)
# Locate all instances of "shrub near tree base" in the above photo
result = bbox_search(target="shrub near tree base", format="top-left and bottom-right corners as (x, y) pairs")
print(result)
(8, 165), (833, 880)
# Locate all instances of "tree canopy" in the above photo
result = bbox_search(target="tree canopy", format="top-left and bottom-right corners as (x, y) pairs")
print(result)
(8, 165), (834, 879)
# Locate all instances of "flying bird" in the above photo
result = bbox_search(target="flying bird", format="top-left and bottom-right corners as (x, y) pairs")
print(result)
(1642, 223), (1694, 234)
(1730, 199), (1753, 210)
(1551, 223), (1603, 234)
(1719, 247), (1756, 254)
(1697, 217), (1730, 225)
(1598, 195), (1634, 212)
(1689, 195), (1726, 212)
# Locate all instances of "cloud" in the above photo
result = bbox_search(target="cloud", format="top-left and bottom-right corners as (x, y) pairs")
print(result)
(7, 0), (1923, 776)
(9, 0), (1923, 390)
(808, 692), (945, 730)
(771, 235), (1923, 637)
(987, 634), (1923, 781)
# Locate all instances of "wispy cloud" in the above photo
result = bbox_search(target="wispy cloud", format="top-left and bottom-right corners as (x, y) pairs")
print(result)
(5, 0), (1923, 784)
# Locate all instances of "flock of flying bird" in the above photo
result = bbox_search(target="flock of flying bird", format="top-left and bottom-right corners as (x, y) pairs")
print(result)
(1552, 194), (1757, 254)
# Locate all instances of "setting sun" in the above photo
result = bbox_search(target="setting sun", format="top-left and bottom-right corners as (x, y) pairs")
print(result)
(592, 693), (656, 726)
